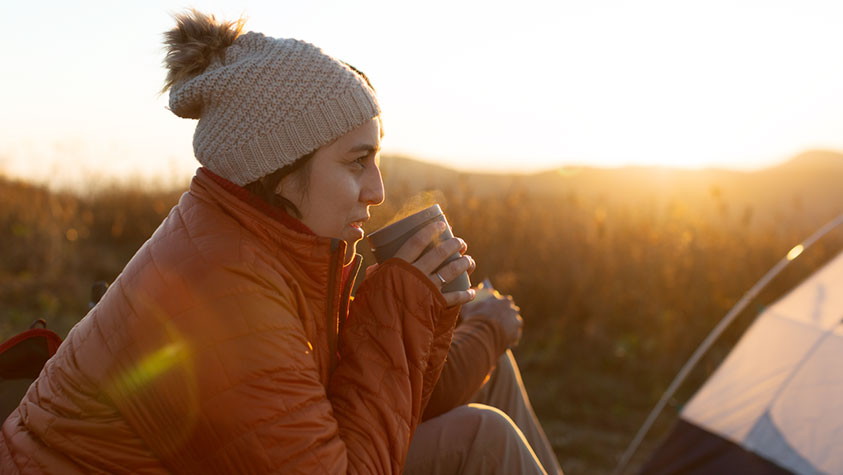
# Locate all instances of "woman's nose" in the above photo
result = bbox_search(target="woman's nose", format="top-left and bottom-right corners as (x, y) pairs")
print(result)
(362, 166), (385, 206)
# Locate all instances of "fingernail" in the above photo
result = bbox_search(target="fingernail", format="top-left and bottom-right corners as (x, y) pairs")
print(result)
(468, 289), (476, 300)
(438, 221), (447, 231)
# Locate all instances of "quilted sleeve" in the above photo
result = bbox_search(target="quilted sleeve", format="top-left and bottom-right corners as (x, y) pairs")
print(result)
(327, 258), (460, 473)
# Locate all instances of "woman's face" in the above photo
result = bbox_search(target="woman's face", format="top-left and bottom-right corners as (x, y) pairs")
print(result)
(279, 117), (384, 263)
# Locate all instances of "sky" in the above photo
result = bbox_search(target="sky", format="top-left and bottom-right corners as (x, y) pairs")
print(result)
(3, 0), (843, 188)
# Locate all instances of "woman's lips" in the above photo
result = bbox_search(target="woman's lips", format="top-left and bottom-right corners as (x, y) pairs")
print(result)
(349, 217), (368, 229)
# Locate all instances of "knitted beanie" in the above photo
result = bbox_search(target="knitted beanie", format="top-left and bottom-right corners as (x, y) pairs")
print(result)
(164, 14), (380, 186)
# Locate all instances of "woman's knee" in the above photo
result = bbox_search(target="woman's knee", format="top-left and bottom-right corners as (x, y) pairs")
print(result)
(455, 404), (527, 446)
(464, 403), (513, 424)
(452, 404), (544, 472)
(406, 404), (545, 474)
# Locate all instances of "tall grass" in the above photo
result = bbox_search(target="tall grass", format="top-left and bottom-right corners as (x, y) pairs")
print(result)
(1, 160), (841, 473)
(0, 176), (182, 338)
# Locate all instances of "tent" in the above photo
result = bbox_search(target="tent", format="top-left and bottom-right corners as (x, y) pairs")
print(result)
(640, 249), (843, 473)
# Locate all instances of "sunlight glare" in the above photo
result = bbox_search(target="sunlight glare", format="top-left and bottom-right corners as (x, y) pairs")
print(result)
(111, 342), (189, 394)
(4, 1), (843, 184)
(786, 244), (804, 261)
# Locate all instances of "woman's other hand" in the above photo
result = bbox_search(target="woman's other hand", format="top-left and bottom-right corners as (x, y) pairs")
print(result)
(393, 221), (476, 307)
(461, 291), (523, 348)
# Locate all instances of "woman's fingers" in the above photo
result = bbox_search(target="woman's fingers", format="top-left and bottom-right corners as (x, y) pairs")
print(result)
(431, 255), (474, 286)
(443, 288), (475, 307)
(387, 219), (474, 294)
(465, 255), (476, 275)
(457, 236), (468, 254)
(413, 237), (465, 275)
(393, 221), (446, 263)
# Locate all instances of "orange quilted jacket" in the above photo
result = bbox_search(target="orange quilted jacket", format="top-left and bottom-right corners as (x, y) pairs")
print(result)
(1, 168), (460, 473)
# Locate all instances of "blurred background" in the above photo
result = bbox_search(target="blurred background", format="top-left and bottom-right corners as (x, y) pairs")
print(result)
(2, 1), (843, 473)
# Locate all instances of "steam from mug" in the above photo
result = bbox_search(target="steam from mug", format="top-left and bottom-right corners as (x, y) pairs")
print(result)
(367, 204), (471, 293)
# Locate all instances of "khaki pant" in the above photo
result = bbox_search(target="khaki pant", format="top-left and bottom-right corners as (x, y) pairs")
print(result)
(404, 350), (563, 474)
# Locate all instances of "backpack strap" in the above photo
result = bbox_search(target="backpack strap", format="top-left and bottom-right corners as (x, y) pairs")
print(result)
(0, 327), (62, 379)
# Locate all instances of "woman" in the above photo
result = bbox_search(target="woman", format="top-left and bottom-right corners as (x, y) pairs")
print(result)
(1, 10), (557, 474)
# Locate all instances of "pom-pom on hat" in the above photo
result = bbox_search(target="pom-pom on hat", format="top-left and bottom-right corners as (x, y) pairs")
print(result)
(162, 10), (380, 186)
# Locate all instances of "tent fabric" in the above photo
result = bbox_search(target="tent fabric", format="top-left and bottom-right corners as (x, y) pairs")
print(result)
(639, 419), (793, 474)
(746, 330), (843, 472)
(682, 313), (822, 443)
(644, 250), (843, 474)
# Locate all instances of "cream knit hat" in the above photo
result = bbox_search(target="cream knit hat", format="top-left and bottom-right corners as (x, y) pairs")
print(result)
(164, 13), (380, 186)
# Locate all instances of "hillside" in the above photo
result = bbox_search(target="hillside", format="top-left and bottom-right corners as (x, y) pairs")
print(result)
(380, 150), (843, 226)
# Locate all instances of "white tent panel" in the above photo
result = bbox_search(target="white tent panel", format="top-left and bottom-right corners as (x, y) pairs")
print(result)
(753, 330), (843, 473)
(682, 250), (843, 447)
(681, 314), (822, 443)
(769, 253), (843, 331)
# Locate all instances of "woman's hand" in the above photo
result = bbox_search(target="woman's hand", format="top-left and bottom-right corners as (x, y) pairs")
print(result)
(461, 291), (523, 348)
(393, 220), (476, 307)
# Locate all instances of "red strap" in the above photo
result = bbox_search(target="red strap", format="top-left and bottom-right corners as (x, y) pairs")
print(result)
(0, 328), (62, 357)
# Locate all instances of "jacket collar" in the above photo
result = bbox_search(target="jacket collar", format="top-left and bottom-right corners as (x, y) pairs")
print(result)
(189, 167), (342, 268)
(201, 167), (315, 236)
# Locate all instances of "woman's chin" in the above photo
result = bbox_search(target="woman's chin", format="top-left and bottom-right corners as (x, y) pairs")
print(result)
(348, 225), (365, 242)
(344, 241), (358, 264)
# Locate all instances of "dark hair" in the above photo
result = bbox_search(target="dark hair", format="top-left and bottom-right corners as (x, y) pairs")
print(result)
(243, 150), (315, 218)
(344, 62), (374, 91)
(343, 63), (385, 139)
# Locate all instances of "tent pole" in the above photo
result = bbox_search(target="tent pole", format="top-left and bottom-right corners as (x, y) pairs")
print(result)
(612, 212), (843, 475)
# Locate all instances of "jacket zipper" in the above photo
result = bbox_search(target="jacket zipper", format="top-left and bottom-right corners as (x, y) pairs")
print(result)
(338, 256), (363, 336)
(326, 239), (344, 376)
(327, 243), (363, 377)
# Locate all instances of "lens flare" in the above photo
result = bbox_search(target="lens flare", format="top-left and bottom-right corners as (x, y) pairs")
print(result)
(786, 244), (804, 261)
(112, 342), (189, 394)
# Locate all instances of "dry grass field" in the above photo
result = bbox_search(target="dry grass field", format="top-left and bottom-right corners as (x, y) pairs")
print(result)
(2, 151), (842, 473)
